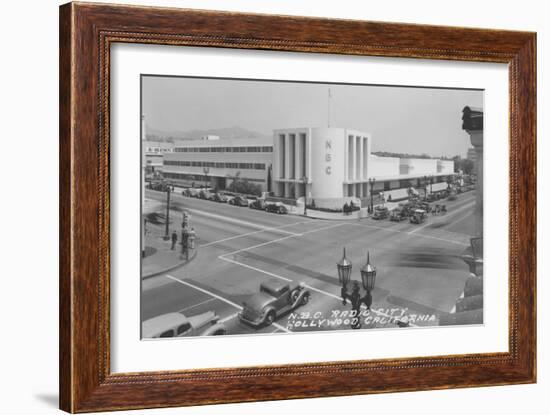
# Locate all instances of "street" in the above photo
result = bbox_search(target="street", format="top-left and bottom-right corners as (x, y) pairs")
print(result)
(142, 189), (477, 336)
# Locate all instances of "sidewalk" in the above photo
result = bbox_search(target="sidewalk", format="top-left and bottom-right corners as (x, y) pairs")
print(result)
(142, 222), (197, 279)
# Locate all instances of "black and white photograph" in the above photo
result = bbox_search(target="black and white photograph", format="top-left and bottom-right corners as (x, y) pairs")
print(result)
(140, 75), (484, 339)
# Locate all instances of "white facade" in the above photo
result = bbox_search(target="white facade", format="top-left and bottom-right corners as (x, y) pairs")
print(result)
(144, 140), (174, 172)
(272, 127), (455, 207)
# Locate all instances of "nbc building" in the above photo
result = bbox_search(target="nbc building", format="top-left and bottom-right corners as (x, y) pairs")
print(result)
(162, 126), (454, 207)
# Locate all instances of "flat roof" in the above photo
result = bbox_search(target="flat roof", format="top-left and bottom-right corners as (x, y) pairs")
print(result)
(174, 137), (273, 148)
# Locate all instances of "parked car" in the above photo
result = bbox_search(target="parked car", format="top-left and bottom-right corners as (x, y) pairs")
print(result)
(147, 180), (171, 192)
(390, 207), (408, 222)
(212, 193), (228, 203)
(199, 189), (215, 200)
(265, 203), (288, 214)
(409, 209), (428, 224)
(372, 206), (389, 220)
(249, 199), (266, 210)
(228, 195), (249, 207)
(185, 187), (200, 198)
(142, 311), (227, 339)
(447, 192), (457, 201)
(239, 280), (310, 327)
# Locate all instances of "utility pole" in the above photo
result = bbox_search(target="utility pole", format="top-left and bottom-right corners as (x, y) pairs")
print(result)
(163, 186), (171, 240)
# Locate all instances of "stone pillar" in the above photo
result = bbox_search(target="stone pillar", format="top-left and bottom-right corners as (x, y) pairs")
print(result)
(358, 137), (364, 181)
(284, 135), (291, 180)
(462, 106), (483, 237)
(351, 135), (357, 181)
(295, 133), (301, 181)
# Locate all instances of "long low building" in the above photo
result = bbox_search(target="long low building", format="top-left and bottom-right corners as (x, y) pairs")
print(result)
(162, 137), (273, 190)
(162, 126), (455, 207)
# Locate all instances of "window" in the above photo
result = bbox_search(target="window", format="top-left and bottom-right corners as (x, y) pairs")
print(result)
(159, 330), (174, 338)
(176, 322), (192, 335)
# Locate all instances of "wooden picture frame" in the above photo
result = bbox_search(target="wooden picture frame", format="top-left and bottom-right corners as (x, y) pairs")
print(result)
(59, 2), (536, 412)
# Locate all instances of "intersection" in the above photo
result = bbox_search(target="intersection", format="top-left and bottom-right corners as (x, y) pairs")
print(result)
(142, 189), (477, 336)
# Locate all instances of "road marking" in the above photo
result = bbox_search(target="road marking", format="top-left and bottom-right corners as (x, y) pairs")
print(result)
(221, 234), (298, 257)
(408, 200), (475, 235)
(220, 256), (418, 327)
(220, 257), (292, 281)
(164, 275), (290, 333)
(200, 221), (307, 247)
(185, 208), (302, 236)
(219, 222), (346, 258)
(178, 298), (215, 313)
(351, 222), (469, 246)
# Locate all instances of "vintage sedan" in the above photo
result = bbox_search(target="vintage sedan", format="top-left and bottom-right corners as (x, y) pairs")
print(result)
(212, 192), (229, 203)
(239, 280), (310, 327)
(409, 209), (428, 224)
(265, 202), (288, 214)
(389, 207), (408, 222)
(142, 311), (227, 339)
(228, 195), (249, 206)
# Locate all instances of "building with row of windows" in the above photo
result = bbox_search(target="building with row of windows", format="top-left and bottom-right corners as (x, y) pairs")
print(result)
(162, 137), (273, 190)
(161, 126), (455, 207)
(143, 140), (174, 174)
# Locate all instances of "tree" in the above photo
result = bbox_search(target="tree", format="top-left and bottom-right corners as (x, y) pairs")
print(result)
(226, 171), (262, 196)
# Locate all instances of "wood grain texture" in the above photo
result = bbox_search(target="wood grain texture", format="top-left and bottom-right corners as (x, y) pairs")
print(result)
(59, 2), (536, 413)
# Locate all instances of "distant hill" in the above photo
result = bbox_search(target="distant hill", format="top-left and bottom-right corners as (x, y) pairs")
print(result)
(146, 126), (271, 141)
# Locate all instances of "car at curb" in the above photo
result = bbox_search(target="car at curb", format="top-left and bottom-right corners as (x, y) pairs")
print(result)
(249, 199), (266, 210)
(239, 280), (310, 327)
(389, 207), (409, 222)
(265, 203), (288, 214)
(228, 195), (249, 206)
(212, 193), (229, 203)
(142, 311), (227, 338)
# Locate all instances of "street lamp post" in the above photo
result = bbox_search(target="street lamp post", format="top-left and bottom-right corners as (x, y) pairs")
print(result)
(368, 178), (375, 214)
(337, 248), (377, 329)
(163, 186), (171, 240)
(180, 212), (197, 261)
(181, 211), (189, 259)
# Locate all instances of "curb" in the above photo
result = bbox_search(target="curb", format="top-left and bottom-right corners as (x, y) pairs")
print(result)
(142, 249), (198, 280)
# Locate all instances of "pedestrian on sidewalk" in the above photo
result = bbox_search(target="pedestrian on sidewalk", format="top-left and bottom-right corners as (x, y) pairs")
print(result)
(171, 230), (178, 250)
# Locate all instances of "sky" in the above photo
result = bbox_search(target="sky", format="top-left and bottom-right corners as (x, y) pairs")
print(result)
(142, 76), (483, 158)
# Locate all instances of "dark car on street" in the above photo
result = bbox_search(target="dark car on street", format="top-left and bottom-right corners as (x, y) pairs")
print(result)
(409, 209), (428, 224)
(389, 207), (409, 222)
(212, 193), (228, 203)
(249, 199), (266, 210)
(239, 280), (310, 327)
(265, 203), (288, 214)
(228, 195), (249, 206)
